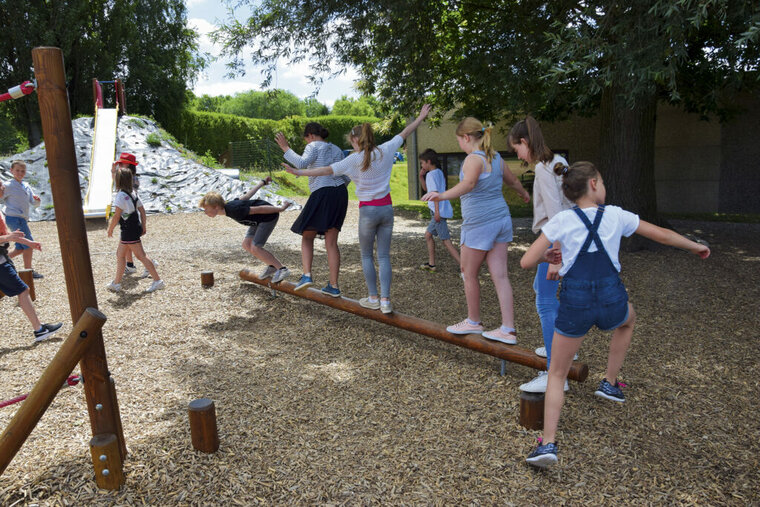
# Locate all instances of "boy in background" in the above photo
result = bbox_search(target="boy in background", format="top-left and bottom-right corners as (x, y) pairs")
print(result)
(418, 149), (460, 273)
(1, 161), (43, 279)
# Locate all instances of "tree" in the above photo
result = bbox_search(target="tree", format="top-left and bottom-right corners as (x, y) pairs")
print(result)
(304, 97), (329, 117)
(331, 95), (378, 116)
(214, 0), (760, 222)
(0, 0), (204, 146)
(219, 89), (306, 119)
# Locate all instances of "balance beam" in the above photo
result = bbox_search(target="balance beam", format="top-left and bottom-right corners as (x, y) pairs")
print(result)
(239, 270), (588, 383)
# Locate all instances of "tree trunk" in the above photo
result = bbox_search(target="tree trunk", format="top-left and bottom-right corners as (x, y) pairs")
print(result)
(598, 86), (661, 250)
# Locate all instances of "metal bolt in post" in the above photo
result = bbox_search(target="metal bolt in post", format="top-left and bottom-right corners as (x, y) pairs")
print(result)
(95, 404), (103, 411)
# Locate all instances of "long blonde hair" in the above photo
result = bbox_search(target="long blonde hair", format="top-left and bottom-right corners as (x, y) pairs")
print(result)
(348, 123), (377, 172)
(456, 117), (496, 163)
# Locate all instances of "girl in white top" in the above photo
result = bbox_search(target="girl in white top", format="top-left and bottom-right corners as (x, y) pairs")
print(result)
(520, 161), (710, 468)
(283, 104), (431, 313)
(508, 116), (573, 393)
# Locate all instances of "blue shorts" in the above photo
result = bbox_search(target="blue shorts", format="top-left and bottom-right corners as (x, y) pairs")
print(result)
(460, 215), (513, 251)
(5, 216), (32, 250)
(0, 260), (28, 297)
(426, 217), (451, 241)
(554, 275), (629, 338)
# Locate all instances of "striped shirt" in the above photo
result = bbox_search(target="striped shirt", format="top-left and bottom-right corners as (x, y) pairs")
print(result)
(330, 135), (404, 201)
(284, 141), (348, 192)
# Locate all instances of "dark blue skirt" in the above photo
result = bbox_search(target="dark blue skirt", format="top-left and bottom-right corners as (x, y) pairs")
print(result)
(291, 184), (349, 236)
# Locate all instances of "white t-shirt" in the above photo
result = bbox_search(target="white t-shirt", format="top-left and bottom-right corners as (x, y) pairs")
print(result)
(425, 168), (453, 218)
(532, 154), (572, 234)
(542, 205), (640, 276)
(330, 135), (404, 201)
(112, 191), (143, 222)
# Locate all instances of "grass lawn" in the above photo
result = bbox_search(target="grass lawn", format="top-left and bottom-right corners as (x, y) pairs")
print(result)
(242, 161), (533, 219)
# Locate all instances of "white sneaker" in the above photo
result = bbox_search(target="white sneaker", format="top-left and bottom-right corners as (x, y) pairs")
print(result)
(535, 346), (578, 361)
(519, 371), (569, 393)
(145, 279), (165, 293)
(259, 265), (277, 280)
(380, 300), (393, 314)
(140, 259), (158, 279)
(272, 267), (290, 283)
(106, 282), (121, 292)
(124, 265), (137, 275)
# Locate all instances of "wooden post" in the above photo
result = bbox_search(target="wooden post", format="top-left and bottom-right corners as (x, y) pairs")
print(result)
(0, 308), (106, 474)
(89, 433), (124, 489)
(201, 271), (214, 288)
(240, 270), (590, 382)
(188, 398), (219, 453)
(519, 392), (544, 430)
(17, 269), (35, 301)
(32, 47), (126, 484)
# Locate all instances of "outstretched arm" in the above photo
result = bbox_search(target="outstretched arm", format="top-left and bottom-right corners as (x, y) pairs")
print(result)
(397, 104), (432, 140)
(422, 154), (481, 202)
(240, 176), (272, 200)
(502, 159), (530, 203)
(249, 201), (292, 214)
(636, 220), (711, 258)
(282, 163), (334, 177)
(520, 233), (554, 269)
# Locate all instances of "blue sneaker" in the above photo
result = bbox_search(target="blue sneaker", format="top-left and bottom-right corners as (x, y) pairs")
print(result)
(595, 378), (625, 402)
(294, 274), (313, 291)
(321, 283), (341, 297)
(526, 441), (558, 468)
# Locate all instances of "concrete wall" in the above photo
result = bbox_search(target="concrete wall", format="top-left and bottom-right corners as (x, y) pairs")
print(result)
(409, 97), (760, 214)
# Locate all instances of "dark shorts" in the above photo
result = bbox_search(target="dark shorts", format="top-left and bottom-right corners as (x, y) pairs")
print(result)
(426, 216), (451, 241)
(554, 275), (629, 338)
(245, 215), (279, 247)
(0, 260), (28, 297)
(5, 216), (32, 250)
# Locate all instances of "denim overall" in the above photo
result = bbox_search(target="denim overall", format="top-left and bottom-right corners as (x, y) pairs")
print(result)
(119, 193), (142, 242)
(554, 205), (629, 338)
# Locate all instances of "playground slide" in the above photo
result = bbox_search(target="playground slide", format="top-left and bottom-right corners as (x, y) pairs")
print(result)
(82, 108), (118, 218)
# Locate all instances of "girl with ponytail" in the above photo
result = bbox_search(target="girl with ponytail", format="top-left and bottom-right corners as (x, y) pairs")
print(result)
(422, 117), (530, 343)
(508, 116), (573, 394)
(283, 104), (431, 313)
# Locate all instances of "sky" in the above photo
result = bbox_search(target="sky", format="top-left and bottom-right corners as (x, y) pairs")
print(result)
(186, 0), (360, 107)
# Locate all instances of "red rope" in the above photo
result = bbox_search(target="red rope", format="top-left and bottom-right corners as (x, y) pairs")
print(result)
(0, 375), (80, 408)
(0, 80), (35, 103)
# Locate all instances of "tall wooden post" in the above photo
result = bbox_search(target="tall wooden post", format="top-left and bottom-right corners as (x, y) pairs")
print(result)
(32, 47), (126, 485)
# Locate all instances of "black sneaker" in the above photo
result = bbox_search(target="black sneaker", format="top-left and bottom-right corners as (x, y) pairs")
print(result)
(595, 378), (625, 402)
(33, 322), (63, 342)
(526, 441), (558, 468)
(32, 271), (44, 279)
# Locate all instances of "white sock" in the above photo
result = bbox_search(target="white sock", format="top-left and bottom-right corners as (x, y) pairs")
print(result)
(467, 318), (481, 326)
(500, 325), (515, 333)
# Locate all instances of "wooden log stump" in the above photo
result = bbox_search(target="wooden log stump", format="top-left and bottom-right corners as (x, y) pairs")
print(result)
(188, 398), (219, 453)
(89, 433), (125, 490)
(18, 269), (35, 301)
(201, 271), (214, 288)
(519, 391), (544, 430)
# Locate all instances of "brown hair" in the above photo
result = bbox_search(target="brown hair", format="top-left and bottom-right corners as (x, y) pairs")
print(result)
(348, 123), (377, 172)
(115, 167), (134, 194)
(10, 160), (26, 171)
(553, 161), (600, 202)
(198, 191), (225, 209)
(507, 116), (553, 164)
(304, 122), (329, 139)
(455, 117), (496, 163)
(418, 148), (440, 168)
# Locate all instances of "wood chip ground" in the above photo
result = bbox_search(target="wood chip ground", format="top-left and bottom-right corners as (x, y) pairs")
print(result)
(1, 202), (758, 504)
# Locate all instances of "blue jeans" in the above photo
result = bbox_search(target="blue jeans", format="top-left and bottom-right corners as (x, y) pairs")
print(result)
(358, 205), (393, 298)
(534, 262), (560, 369)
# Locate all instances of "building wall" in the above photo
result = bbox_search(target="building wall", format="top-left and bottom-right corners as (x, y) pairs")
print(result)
(409, 99), (759, 214)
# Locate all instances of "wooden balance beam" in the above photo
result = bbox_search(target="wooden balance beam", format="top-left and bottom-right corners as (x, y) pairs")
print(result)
(239, 270), (589, 383)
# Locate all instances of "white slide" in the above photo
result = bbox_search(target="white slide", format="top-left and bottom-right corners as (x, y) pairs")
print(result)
(83, 108), (118, 218)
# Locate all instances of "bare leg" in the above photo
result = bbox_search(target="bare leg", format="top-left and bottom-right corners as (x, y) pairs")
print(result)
(460, 245), (487, 322)
(425, 231), (436, 266)
(126, 250), (134, 264)
(542, 332), (585, 443)
(113, 243), (129, 284)
(243, 238), (283, 269)
(21, 248), (33, 270)
(605, 304), (636, 382)
(17, 288), (42, 330)
(301, 230), (317, 275)
(324, 228), (341, 286)
(129, 243), (160, 280)
(442, 239), (461, 265)
(486, 242), (514, 328)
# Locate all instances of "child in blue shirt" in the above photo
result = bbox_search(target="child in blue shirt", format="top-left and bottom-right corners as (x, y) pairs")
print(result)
(0, 161), (43, 278)
(417, 149), (460, 272)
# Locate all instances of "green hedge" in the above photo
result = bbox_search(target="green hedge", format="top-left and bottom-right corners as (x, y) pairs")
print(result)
(164, 110), (402, 161)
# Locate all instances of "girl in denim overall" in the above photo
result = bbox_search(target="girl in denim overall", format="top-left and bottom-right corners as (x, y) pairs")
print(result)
(520, 161), (710, 468)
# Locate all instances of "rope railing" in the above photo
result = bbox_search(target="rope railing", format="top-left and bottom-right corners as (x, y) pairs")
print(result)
(0, 80), (36, 103)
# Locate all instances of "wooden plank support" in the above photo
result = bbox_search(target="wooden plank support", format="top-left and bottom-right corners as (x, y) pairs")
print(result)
(188, 398), (219, 453)
(239, 270), (589, 382)
(32, 47), (127, 482)
(519, 392), (545, 430)
(17, 269), (35, 301)
(0, 308), (107, 475)
(89, 433), (124, 489)
(201, 271), (214, 288)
